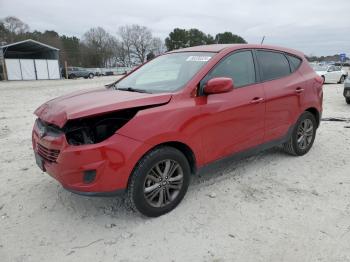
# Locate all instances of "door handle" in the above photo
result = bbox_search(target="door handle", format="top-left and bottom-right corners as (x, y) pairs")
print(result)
(250, 97), (264, 104)
(295, 87), (304, 94)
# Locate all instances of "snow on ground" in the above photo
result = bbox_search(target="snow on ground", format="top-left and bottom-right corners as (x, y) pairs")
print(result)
(0, 78), (349, 262)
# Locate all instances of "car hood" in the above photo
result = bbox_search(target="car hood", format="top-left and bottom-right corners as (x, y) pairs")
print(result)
(35, 88), (172, 127)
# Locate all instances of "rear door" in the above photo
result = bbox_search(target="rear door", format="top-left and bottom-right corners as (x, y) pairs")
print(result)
(199, 50), (265, 163)
(256, 50), (304, 142)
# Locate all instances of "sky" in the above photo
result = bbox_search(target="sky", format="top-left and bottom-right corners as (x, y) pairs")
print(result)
(0, 0), (349, 56)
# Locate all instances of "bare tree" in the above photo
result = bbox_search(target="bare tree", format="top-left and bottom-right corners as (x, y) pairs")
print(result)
(117, 24), (165, 65)
(129, 25), (153, 63)
(113, 40), (130, 67)
(151, 37), (166, 56)
(83, 27), (116, 67)
(3, 16), (29, 35)
(118, 25), (135, 67)
(1, 16), (29, 42)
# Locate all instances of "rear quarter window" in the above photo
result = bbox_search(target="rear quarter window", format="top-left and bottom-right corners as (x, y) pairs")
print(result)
(257, 50), (291, 81)
(286, 55), (302, 72)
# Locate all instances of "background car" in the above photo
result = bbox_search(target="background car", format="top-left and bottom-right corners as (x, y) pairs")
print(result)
(101, 68), (114, 76)
(344, 76), (350, 104)
(62, 67), (95, 79)
(86, 68), (103, 76)
(314, 65), (347, 84)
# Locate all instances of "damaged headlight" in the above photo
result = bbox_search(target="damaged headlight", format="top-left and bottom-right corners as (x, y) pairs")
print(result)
(36, 119), (63, 137)
(64, 109), (137, 145)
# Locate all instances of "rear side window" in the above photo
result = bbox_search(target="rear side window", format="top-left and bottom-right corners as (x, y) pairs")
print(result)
(257, 51), (291, 81)
(204, 51), (256, 88)
(286, 55), (302, 72)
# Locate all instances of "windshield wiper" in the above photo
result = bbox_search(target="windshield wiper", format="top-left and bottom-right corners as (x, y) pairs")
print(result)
(116, 87), (150, 93)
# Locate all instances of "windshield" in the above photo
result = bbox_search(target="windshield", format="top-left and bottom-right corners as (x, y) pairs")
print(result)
(115, 52), (215, 93)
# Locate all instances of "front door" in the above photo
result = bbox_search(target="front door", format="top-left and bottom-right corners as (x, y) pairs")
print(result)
(198, 50), (265, 164)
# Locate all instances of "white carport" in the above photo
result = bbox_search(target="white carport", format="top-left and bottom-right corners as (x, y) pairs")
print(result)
(0, 39), (60, 81)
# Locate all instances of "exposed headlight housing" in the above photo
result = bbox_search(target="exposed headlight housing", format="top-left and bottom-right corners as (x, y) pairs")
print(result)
(63, 109), (138, 145)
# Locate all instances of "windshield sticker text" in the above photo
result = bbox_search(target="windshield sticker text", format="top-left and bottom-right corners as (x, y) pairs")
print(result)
(186, 56), (211, 62)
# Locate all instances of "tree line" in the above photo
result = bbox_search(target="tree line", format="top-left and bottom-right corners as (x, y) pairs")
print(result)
(0, 16), (247, 68)
(306, 54), (349, 63)
(165, 28), (246, 50)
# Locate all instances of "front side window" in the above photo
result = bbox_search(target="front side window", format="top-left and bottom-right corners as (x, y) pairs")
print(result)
(203, 51), (256, 88)
(257, 50), (291, 81)
(116, 52), (215, 93)
(328, 66), (335, 72)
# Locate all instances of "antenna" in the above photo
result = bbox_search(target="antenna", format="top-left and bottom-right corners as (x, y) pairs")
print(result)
(261, 36), (265, 45)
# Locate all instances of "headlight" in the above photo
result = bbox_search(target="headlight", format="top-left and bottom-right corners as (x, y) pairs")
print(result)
(36, 119), (63, 137)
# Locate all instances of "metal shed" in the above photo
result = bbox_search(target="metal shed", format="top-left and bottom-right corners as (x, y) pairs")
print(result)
(0, 39), (60, 81)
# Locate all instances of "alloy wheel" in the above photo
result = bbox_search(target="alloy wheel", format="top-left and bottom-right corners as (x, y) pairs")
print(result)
(144, 159), (184, 208)
(297, 119), (314, 150)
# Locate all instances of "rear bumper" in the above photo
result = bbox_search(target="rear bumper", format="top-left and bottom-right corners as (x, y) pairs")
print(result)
(32, 123), (146, 193)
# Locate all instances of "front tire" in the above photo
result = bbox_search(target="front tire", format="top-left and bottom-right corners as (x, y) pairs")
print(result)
(346, 98), (350, 104)
(88, 73), (94, 79)
(283, 111), (317, 156)
(339, 75), (345, 84)
(127, 146), (190, 217)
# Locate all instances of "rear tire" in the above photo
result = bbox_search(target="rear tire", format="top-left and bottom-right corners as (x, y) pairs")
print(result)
(346, 98), (350, 104)
(88, 73), (94, 79)
(127, 146), (190, 217)
(283, 111), (317, 156)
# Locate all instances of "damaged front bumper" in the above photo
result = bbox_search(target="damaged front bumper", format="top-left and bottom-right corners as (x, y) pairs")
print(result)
(32, 120), (145, 194)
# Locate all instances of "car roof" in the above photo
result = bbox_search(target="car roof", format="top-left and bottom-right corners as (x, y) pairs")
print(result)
(168, 44), (305, 57)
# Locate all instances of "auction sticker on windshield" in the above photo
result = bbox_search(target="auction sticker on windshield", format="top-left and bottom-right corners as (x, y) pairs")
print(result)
(186, 56), (212, 62)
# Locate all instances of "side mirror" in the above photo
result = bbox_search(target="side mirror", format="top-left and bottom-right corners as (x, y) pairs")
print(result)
(204, 77), (234, 95)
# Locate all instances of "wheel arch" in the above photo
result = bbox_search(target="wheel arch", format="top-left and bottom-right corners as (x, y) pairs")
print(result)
(161, 141), (197, 175)
(305, 107), (320, 127)
(126, 140), (197, 190)
(146, 141), (197, 175)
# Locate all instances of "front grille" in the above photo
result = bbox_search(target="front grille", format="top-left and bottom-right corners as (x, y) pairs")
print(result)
(37, 143), (60, 163)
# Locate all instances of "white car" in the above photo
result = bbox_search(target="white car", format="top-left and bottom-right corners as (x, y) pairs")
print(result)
(313, 65), (347, 84)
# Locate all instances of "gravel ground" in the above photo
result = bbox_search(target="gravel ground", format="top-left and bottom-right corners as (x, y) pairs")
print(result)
(0, 78), (349, 262)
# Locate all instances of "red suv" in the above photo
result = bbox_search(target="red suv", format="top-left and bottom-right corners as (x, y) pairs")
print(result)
(32, 44), (323, 217)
